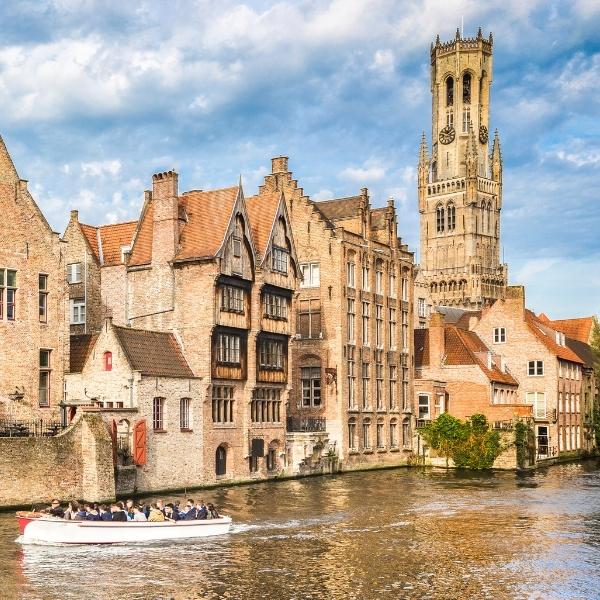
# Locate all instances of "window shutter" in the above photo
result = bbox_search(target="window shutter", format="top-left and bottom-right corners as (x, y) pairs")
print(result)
(111, 419), (118, 466)
(133, 419), (147, 465)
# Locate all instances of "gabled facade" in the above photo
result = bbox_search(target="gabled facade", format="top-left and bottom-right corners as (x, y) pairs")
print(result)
(0, 135), (68, 420)
(125, 170), (299, 483)
(257, 157), (415, 470)
(62, 211), (137, 333)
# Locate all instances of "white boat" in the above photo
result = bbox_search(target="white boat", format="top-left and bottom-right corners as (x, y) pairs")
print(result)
(16, 512), (232, 545)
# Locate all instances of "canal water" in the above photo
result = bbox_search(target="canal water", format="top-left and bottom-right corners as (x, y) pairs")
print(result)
(1, 462), (600, 599)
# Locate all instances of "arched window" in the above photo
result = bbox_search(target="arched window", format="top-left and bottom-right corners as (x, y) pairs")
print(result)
(463, 73), (471, 104)
(104, 351), (112, 371)
(446, 76), (454, 106)
(402, 418), (411, 448)
(487, 202), (492, 233)
(348, 418), (357, 450)
(216, 445), (227, 476)
(447, 202), (456, 231)
(436, 204), (445, 233)
(390, 418), (398, 448)
(362, 418), (372, 450)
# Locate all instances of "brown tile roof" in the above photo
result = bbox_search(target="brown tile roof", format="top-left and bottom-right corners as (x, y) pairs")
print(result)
(79, 221), (137, 266)
(525, 310), (583, 364)
(315, 196), (361, 221)
(565, 338), (595, 369)
(176, 186), (239, 261)
(370, 207), (387, 230)
(113, 326), (194, 378)
(413, 326), (517, 385)
(539, 316), (596, 345)
(70, 333), (99, 373)
(128, 200), (154, 266)
(246, 192), (281, 258)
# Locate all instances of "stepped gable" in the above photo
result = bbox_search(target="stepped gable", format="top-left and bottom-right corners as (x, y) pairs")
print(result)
(79, 221), (137, 266)
(113, 326), (194, 378)
(525, 310), (583, 364)
(370, 207), (387, 230)
(176, 186), (239, 260)
(245, 191), (281, 259)
(70, 334), (99, 373)
(538, 315), (595, 345)
(314, 195), (361, 222)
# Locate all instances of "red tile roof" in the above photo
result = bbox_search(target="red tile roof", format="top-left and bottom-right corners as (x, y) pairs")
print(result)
(246, 192), (281, 258)
(128, 201), (154, 266)
(538, 315), (596, 345)
(69, 333), (99, 373)
(79, 220), (137, 266)
(525, 310), (583, 364)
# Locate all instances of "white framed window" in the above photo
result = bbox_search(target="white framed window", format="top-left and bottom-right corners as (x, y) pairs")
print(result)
(389, 271), (396, 298)
(362, 265), (370, 291)
(418, 394), (430, 419)
(300, 262), (320, 287)
(493, 327), (506, 343)
(271, 247), (288, 273)
(70, 299), (86, 325)
(347, 261), (355, 288)
(67, 263), (82, 284)
(362, 302), (370, 345)
(347, 298), (355, 343)
(120, 245), (131, 263)
(526, 392), (546, 419)
(217, 333), (241, 364)
(418, 297), (427, 318)
(180, 397), (191, 429)
(153, 397), (165, 430)
(527, 360), (544, 376)
(375, 263), (383, 294)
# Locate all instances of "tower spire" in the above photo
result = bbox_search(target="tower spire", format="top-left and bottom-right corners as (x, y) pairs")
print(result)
(465, 124), (478, 178)
(417, 132), (430, 213)
(491, 129), (502, 183)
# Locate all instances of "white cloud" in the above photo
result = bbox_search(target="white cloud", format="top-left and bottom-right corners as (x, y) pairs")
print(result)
(370, 49), (395, 74)
(340, 161), (386, 182)
(80, 160), (121, 177)
(312, 188), (334, 200)
(515, 258), (560, 282)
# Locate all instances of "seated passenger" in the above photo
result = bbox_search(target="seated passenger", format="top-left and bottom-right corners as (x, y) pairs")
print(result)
(164, 504), (179, 521)
(125, 499), (135, 520)
(181, 499), (197, 520)
(64, 501), (79, 520)
(207, 503), (220, 519)
(196, 501), (208, 520)
(84, 503), (101, 521)
(99, 505), (113, 521)
(45, 499), (65, 518)
(156, 499), (166, 515)
(148, 503), (165, 522)
(110, 504), (128, 522)
(132, 506), (147, 522)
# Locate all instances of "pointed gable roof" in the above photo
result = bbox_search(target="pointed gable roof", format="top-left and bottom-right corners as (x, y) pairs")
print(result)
(177, 186), (240, 261)
(128, 200), (154, 267)
(538, 315), (596, 345)
(69, 333), (99, 373)
(79, 220), (137, 266)
(525, 310), (583, 364)
(245, 191), (283, 259)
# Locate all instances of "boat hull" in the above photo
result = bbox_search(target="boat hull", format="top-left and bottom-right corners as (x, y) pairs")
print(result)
(18, 514), (232, 544)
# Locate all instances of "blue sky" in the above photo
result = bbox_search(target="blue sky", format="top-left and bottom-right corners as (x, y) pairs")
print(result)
(0, 0), (598, 318)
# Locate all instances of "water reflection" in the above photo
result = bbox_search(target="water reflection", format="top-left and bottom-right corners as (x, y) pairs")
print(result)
(2, 461), (600, 599)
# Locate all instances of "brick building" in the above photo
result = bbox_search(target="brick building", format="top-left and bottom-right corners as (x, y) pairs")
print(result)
(62, 210), (137, 333)
(256, 157), (415, 470)
(0, 135), (68, 421)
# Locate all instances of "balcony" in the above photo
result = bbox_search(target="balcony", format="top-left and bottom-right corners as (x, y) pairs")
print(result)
(286, 416), (326, 432)
(415, 418), (431, 429)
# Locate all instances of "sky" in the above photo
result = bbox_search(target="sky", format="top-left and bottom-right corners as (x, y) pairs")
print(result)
(0, 0), (598, 319)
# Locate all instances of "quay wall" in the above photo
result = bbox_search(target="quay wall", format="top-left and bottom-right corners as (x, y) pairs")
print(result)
(0, 413), (115, 508)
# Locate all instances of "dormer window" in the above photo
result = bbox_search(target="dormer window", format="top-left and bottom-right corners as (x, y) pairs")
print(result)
(555, 331), (565, 346)
(120, 245), (131, 263)
(232, 236), (242, 258)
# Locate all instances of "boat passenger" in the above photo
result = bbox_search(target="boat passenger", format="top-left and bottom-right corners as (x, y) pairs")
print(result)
(99, 505), (113, 521)
(156, 499), (166, 515)
(181, 500), (197, 520)
(45, 499), (65, 518)
(110, 504), (128, 522)
(84, 503), (101, 521)
(207, 503), (220, 519)
(63, 501), (78, 520)
(164, 504), (179, 521)
(132, 506), (147, 522)
(125, 499), (135, 520)
(148, 503), (165, 522)
(196, 501), (208, 520)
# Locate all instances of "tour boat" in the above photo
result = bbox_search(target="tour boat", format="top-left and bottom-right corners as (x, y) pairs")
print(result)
(16, 512), (232, 545)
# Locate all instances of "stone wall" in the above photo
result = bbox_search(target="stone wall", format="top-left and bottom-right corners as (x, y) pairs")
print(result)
(0, 413), (115, 508)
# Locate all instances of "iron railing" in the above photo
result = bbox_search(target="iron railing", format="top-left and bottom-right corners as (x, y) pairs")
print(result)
(0, 419), (66, 438)
(286, 416), (326, 432)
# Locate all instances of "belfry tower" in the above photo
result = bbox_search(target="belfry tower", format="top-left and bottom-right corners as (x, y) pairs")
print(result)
(418, 28), (507, 309)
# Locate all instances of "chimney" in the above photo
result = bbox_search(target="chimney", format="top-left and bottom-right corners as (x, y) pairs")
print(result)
(271, 156), (289, 174)
(505, 285), (525, 313)
(429, 311), (445, 368)
(70, 209), (79, 222)
(151, 170), (179, 264)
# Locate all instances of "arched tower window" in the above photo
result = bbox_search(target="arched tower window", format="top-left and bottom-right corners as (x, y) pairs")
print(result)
(463, 73), (471, 104)
(447, 202), (456, 231)
(487, 202), (493, 233)
(445, 77), (454, 107)
(436, 204), (445, 233)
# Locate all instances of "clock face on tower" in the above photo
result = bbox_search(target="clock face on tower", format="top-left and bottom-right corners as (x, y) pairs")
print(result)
(479, 125), (488, 144)
(439, 126), (455, 145)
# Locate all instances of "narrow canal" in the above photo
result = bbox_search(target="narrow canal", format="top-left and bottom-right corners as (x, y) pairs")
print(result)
(1, 462), (600, 599)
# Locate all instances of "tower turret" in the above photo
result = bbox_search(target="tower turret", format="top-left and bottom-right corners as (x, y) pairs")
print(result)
(491, 129), (502, 184)
(417, 131), (430, 213)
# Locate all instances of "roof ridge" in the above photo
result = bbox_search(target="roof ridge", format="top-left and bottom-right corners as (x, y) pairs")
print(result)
(181, 184), (238, 196)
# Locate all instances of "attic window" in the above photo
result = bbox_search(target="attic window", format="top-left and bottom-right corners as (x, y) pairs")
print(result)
(104, 351), (113, 371)
(232, 236), (242, 258)
(120, 245), (131, 263)
(272, 247), (288, 274)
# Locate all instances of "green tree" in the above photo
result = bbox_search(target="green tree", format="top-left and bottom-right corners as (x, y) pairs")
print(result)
(590, 319), (600, 446)
(420, 413), (502, 470)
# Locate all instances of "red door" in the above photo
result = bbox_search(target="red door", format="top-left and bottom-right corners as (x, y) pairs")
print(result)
(133, 419), (147, 466)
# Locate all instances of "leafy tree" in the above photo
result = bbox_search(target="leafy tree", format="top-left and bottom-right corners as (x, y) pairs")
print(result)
(420, 413), (502, 470)
(591, 319), (600, 446)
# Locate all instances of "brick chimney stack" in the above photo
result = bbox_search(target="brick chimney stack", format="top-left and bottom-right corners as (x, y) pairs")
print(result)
(271, 156), (289, 174)
(152, 170), (179, 264)
(429, 311), (445, 368)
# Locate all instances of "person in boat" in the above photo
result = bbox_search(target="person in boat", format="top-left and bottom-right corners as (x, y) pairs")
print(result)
(181, 499), (197, 520)
(63, 500), (78, 520)
(84, 503), (101, 521)
(164, 504), (179, 522)
(207, 503), (219, 519)
(44, 499), (65, 518)
(132, 506), (147, 521)
(125, 499), (135, 520)
(156, 499), (166, 515)
(196, 501), (208, 520)
(99, 504), (113, 521)
(110, 503), (128, 522)
(148, 503), (165, 522)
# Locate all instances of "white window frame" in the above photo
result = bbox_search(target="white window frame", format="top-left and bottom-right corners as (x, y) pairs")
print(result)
(70, 298), (86, 325)
(300, 262), (320, 288)
(67, 263), (82, 284)
(347, 261), (355, 288)
(418, 394), (430, 419)
(527, 360), (544, 376)
(526, 391), (546, 419)
(493, 327), (506, 343)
